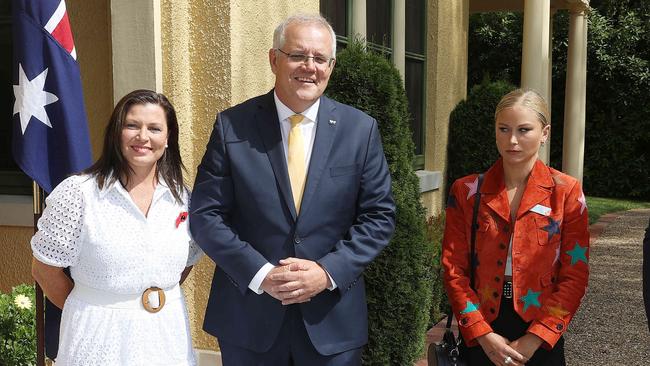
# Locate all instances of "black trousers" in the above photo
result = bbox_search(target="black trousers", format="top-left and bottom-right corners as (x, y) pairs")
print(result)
(460, 298), (566, 366)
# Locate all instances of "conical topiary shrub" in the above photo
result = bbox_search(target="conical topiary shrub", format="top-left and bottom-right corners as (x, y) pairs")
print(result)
(326, 41), (436, 365)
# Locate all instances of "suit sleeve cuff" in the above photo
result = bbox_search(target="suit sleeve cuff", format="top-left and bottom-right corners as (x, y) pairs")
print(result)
(248, 262), (274, 294)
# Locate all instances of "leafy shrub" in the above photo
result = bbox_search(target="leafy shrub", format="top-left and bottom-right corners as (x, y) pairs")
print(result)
(326, 41), (437, 365)
(446, 80), (515, 191)
(425, 214), (447, 327)
(0, 284), (36, 366)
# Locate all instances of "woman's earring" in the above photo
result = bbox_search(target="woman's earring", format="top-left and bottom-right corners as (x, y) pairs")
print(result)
(541, 141), (545, 146)
(165, 144), (168, 148)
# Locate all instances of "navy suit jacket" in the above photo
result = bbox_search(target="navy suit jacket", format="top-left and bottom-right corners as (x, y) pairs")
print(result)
(189, 91), (396, 355)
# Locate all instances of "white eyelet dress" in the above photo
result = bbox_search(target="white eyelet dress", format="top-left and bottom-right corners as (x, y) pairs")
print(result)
(31, 174), (203, 366)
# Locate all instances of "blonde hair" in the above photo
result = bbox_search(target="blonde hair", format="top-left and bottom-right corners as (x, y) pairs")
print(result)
(494, 89), (550, 127)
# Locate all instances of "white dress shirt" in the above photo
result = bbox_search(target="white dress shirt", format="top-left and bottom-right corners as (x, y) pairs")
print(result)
(248, 92), (337, 294)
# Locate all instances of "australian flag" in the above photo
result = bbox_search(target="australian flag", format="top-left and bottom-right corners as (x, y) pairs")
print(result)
(12, 0), (92, 194)
(11, 0), (92, 360)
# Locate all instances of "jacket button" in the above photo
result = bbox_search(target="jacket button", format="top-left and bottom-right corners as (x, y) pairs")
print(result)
(497, 260), (503, 266)
(460, 318), (468, 325)
(489, 308), (495, 314)
(504, 225), (510, 232)
(294, 236), (301, 244)
(556, 323), (564, 331)
(494, 276), (501, 282)
(492, 292), (499, 298)
(499, 243), (507, 250)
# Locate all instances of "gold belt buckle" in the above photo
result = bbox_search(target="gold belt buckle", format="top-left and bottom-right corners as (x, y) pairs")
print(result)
(142, 287), (166, 313)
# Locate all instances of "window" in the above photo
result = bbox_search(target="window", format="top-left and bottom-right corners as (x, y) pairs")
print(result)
(321, 0), (427, 168)
(406, 0), (426, 159)
(0, 2), (31, 195)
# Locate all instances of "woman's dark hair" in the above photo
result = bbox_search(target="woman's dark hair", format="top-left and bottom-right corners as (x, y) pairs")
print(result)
(83, 89), (187, 204)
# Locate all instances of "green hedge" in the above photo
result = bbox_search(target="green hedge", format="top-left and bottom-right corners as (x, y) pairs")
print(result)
(446, 80), (515, 190)
(326, 41), (437, 365)
(426, 214), (447, 327)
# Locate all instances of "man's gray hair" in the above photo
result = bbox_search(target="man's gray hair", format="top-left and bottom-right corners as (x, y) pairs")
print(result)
(273, 14), (337, 58)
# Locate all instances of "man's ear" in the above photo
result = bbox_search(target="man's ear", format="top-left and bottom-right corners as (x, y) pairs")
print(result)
(269, 48), (278, 75)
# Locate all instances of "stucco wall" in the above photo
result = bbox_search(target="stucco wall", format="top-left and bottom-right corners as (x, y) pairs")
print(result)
(422, 0), (469, 215)
(161, 0), (233, 351)
(68, 0), (113, 159)
(0, 226), (33, 293)
(229, 1), (319, 105)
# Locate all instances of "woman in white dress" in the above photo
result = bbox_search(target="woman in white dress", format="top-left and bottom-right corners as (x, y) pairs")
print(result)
(31, 89), (202, 365)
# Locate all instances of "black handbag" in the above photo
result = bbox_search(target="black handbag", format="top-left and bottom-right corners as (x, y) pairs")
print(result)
(428, 174), (484, 366)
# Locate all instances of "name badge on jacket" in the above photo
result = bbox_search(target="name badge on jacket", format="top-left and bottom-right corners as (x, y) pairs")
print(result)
(530, 204), (552, 216)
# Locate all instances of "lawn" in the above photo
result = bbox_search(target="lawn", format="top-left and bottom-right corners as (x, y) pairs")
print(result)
(586, 196), (650, 225)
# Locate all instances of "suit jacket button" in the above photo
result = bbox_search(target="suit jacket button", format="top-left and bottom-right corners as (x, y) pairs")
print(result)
(294, 236), (301, 244)
(459, 318), (468, 325)
(556, 323), (564, 331)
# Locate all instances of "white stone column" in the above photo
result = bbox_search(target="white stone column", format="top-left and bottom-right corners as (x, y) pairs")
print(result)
(392, 0), (405, 79)
(521, 0), (551, 163)
(110, 0), (163, 102)
(562, 6), (589, 182)
(352, 0), (367, 41)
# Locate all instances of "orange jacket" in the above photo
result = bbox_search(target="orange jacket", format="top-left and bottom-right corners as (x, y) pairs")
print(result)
(442, 159), (589, 349)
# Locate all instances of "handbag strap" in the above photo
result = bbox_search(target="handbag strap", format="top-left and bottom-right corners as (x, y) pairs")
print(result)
(469, 173), (484, 290)
(445, 173), (484, 330)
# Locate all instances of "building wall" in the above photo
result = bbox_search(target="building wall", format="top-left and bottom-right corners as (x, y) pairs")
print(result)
(0, 226), (33, 293)
(421, 0), (469, 214)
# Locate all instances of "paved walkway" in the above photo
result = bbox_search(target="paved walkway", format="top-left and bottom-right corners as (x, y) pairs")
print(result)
(565, 208), (650, 365)
(418, 208), (650, 365)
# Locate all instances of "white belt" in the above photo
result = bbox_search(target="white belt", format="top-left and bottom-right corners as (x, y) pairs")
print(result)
(70, 282), (182, 313)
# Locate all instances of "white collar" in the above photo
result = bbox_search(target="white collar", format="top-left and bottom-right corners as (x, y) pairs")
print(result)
(98, 173), (172, 202)
(273, 91), (320, 124)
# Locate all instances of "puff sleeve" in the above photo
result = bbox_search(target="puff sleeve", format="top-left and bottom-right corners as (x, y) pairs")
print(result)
(31, 176), (85, 268)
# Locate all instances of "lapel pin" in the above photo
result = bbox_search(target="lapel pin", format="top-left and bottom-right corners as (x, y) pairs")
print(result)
(328, 119), (336, 126)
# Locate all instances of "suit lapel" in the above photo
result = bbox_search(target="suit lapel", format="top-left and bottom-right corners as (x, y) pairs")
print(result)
(481, 160), (510, 223)
(481, 159), (555, 222)
(298, 96), (338, 217)
(254, 91), (297, 220)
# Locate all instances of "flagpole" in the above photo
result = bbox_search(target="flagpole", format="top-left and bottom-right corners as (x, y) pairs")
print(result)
(33, 181), (45, 366)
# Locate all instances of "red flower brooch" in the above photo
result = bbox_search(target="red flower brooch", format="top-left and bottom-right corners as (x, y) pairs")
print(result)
(175, 211), (188, 228)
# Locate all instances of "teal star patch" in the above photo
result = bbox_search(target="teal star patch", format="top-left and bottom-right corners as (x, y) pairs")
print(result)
(566, 242), (588, 265)
(520, 289), (541, 312)
(460, 300), (479, 314)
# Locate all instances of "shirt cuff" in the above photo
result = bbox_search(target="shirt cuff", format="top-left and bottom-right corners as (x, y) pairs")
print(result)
(325, 270), (337, 290)
(248, 263), (274, 294)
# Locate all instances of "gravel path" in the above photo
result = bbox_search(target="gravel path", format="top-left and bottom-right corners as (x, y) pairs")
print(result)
(565, 209), (650, 365)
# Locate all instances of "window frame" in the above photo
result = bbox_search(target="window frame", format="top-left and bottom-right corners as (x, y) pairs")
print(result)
(321, 0), (427, 170)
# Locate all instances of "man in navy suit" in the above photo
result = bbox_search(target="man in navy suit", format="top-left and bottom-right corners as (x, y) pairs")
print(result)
(189, 14), (396, 365)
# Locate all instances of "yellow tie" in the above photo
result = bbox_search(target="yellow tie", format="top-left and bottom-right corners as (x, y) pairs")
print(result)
(288, 114), (306, 213)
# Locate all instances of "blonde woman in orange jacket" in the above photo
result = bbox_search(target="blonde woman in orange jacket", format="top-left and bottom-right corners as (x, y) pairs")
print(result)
(442, 89), (589, 366)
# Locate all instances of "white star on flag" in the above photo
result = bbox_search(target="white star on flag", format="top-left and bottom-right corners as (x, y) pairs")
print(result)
(13, 63), (59, 134)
